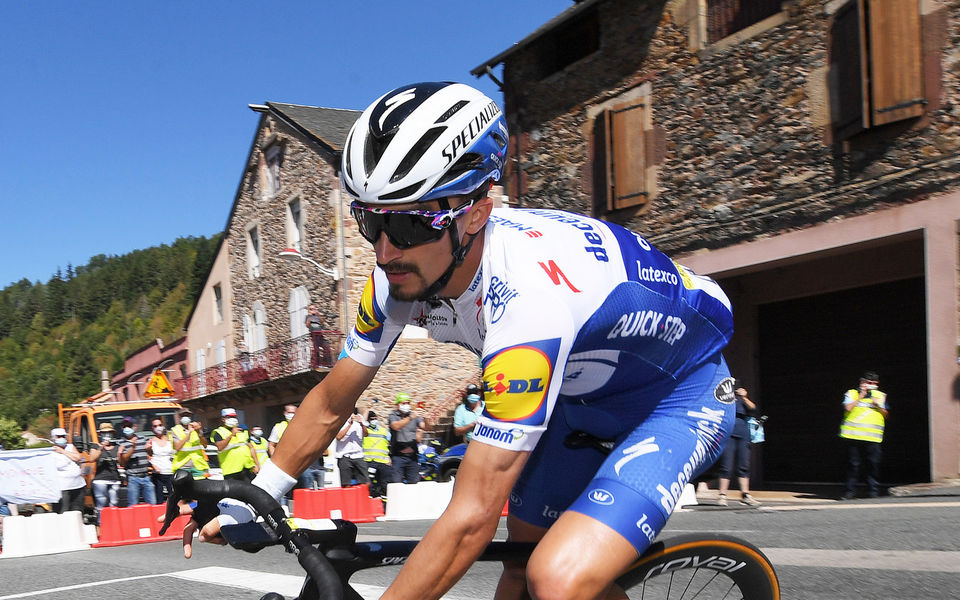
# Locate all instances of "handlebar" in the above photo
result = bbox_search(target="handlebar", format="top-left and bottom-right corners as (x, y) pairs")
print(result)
(160, 470), (345, 600)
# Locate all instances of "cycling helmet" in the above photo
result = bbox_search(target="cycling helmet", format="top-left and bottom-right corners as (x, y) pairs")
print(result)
(341, 82), (508, 205)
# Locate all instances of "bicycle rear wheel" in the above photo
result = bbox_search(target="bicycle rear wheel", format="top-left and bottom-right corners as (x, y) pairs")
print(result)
(616, 533), (780, 600)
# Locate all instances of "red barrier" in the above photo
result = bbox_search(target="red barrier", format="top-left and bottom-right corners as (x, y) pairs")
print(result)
(293, 485), (384, 523)
(92, 504), (190, 548)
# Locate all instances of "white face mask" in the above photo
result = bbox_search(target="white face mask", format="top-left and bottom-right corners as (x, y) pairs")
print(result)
(180, 416), (192, 426)
(369, 420), (379, 429)
(225, 418), (239, 428)
(398, 403), (411, 414)
(251, 430), (263, 438)
(284, 412), (295, 421)
(153, 426), (165, 435)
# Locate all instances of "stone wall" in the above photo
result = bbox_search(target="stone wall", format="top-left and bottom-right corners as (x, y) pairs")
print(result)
(501, 0), (960, 254)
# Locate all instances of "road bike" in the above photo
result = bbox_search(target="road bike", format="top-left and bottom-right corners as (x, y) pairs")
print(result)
(160, 470), (780, 600)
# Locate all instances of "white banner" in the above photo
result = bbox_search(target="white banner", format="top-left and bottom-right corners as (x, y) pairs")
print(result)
(0, 448), (62, 504)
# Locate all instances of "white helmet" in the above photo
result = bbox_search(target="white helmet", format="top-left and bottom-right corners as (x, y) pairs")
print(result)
(341, 82), (508, 205)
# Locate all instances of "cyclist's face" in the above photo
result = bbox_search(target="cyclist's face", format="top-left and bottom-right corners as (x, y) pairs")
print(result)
(371, 198), (463, 302)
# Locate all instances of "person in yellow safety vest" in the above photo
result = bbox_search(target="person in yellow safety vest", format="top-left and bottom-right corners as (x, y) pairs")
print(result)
(211, 408), (258, 482)
(170, 407), (209, 479)
(267, 403), (298, 457)
(363, 409), (398, 498)
(250, 425), (269, 468)
(840, 370), (889, 500)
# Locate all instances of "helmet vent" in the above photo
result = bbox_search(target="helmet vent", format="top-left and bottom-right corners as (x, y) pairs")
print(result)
(364, 131), (396, 177)
(390, 126), (445, 183)
(435, 100), (469, 124)
(436, 152), (484, 187)
(379, 180), (426, 201)
(491, 131), (507, 149)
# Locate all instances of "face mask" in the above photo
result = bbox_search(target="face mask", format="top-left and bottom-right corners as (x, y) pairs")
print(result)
(180, 417), (192, 426)
(863, 383), (878, 390)
(284, 412), (295, 421)
(225, 418), (239, 428)
(101, 434), (114, 443)
(398, 403), (411, 414)
(251, 430), (263, 439)
(54, 438), (68, 447)
(153, 426), (165, 435)
(122, 427), (135, 438)
(369, 420), (379, 429)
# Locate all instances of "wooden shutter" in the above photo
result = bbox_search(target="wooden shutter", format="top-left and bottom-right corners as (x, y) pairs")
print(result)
(831, 0), (869, 139)
(866, 0), (925, 126)
(707, 0), (782, 44)
(605, 101), (648, 212)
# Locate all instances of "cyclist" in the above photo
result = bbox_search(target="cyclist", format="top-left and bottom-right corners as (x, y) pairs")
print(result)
(188, 82), (736, 599)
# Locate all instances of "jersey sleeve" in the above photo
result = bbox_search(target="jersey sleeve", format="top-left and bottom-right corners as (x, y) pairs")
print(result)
(341, 270), (409, 367)
(471, 277), (575, 453)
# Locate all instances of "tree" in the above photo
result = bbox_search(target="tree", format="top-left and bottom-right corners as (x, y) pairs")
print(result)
(0, 416), (25, 450)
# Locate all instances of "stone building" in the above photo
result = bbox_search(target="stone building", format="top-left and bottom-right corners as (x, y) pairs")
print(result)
(472, 0), (960, 484)
(180, 101), (480, 435)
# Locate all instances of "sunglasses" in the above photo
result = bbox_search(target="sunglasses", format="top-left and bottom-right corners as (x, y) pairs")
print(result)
(350, 200), (474, 249)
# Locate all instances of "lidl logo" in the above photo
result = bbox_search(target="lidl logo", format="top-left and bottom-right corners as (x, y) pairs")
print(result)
(355, 275), (384, 342)
(482, 339), (560, 424)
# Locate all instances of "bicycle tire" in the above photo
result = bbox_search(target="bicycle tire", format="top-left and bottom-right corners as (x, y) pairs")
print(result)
(615, 533), (780, 600)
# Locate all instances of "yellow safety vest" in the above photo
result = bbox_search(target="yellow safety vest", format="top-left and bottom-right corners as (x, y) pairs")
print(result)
(273, 420), (289, 442)
(170, 425), (210, 473)
(363, 424), (390, 464)
(213, 426), (253, 475)
(840, 388), (887, 443)
(251, 436), (268, 463)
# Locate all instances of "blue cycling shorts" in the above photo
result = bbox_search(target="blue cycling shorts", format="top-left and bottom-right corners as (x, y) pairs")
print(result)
(508, 353), (734, 553)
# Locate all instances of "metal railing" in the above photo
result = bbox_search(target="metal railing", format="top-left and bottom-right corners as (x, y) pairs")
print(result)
(175, 332), (342, 401)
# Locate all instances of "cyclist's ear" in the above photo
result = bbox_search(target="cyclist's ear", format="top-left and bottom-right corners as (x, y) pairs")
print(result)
(464, 196), (494, 235)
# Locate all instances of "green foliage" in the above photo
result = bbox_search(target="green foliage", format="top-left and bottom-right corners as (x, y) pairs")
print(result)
(0, 234), (221, 428)
(0, 416), (25, 450)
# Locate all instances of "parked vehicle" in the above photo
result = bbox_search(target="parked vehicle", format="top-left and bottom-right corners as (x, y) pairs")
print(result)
(434, 443), (466, 482)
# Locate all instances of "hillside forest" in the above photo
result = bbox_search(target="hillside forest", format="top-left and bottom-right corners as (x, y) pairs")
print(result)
(0, 235), (220, 444)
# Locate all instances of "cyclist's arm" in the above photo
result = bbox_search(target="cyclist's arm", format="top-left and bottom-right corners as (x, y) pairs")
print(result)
(382, 441), (529, 600)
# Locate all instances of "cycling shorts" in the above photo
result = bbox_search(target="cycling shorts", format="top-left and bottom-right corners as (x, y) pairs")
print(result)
(508, 353), (734, 553)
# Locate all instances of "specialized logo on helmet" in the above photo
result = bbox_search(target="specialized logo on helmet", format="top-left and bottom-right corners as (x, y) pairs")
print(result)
(378, 89), (417, 130)
(441, 100), (502, 166)
(355, 276), (384, 342)
(481, 339), (559, 424)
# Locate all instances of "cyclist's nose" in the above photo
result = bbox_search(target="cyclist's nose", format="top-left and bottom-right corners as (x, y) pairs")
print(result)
(374, 233), (402, 263)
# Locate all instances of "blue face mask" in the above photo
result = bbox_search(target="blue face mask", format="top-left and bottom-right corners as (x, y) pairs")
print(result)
(122, 427), (135, 438)
(54, 438), (68, 447)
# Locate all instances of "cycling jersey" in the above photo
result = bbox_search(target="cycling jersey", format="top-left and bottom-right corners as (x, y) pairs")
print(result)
(343, 207), (735, 551)
(344, 207), (732, 445)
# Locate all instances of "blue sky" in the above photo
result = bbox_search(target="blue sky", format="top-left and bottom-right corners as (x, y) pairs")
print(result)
(0, 1), (572, 289)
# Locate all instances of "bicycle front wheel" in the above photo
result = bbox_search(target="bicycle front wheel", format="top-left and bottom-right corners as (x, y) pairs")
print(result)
(616, 533), (780, 600)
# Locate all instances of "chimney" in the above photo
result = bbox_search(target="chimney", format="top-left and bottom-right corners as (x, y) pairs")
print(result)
(101, 370), (110, 393)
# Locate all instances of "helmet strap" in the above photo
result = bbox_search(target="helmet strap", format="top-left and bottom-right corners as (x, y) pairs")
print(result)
(419, 196), (481, 304)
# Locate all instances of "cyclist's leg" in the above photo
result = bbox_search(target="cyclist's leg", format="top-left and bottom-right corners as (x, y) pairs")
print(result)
(525, 354), (734, 600)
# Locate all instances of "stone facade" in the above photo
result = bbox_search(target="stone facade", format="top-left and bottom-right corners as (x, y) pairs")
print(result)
(498, 0), (959, 254)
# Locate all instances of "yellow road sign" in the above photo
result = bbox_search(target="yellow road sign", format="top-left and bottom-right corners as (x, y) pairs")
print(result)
(144, 369), (175, 398)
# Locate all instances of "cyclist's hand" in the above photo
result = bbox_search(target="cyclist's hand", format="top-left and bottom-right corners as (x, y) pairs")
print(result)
(160, 499), (255, 558)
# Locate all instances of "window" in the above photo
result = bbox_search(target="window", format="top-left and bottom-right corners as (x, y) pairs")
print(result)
(252, 301), (267, 352)
(594, 98), (657, 214)
(531, 7), (600, 79)
(287, 198), (303, 251)
(706, 0), (782, 44)
(263, 145), (281, 197)
(242, 314), (253, 352)
(288, 286), (310, 338)
(832, 0), (925, 140)
(247, 225), (262, 279)
(213, 284), (223, 324)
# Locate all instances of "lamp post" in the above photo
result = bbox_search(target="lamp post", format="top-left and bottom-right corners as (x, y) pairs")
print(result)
(279, 247), (348, 334)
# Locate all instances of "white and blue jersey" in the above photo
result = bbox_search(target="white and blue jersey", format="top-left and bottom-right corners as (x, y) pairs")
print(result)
(343, 207), (735, 552)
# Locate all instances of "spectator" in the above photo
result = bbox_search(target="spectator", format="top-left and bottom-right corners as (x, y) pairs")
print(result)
(249, 425), (268, 470)
(49, 427), (86, 514)
(268, 404), (297, 457)
(212, 408), (258, 482)
(363, 410), (396, 497)
(453, 384), (484, 444)
(840, 370), (889, 499)
(716, 381), (760, 507)
(119, 423), (157, 504)
(305, 305), (331, 368)
(335, 408), (368, 487)
(146, 418), (174, 502)
(170, 408), (209, 479)
(388, 392), (426, 484)
(298, 455), (327, 491)
(88, 423), (121, 523)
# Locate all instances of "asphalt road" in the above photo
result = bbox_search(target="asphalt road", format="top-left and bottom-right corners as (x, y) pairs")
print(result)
(1, 495), (957, 599)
